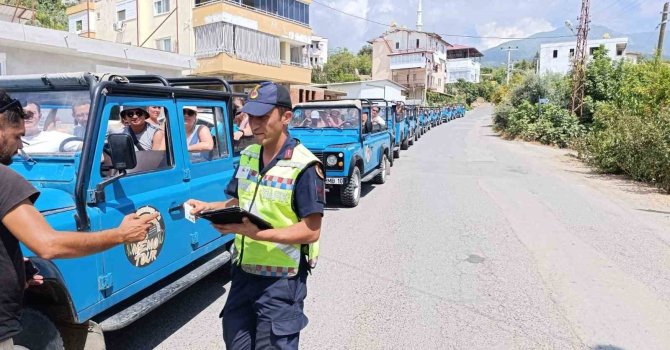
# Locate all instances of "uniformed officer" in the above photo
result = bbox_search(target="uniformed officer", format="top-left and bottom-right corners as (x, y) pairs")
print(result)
(187, 82), (325, 350)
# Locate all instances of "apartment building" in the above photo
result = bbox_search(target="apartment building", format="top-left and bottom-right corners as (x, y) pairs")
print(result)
(446, 45), (482, 83)
(539, 37), (629, 75)
(65, 0), (314, 84)
(66, 0), (193, 55)
(192, 0), (313, 84)
(309, 35), (328, 69)
(370, 27), (449, 103)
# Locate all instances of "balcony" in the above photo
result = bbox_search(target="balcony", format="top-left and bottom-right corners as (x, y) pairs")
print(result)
(194, 0), (310, 28)
(390, 53), (427, 70)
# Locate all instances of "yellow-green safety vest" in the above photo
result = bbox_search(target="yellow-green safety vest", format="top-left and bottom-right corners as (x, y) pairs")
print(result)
(233, 142), (321, 277)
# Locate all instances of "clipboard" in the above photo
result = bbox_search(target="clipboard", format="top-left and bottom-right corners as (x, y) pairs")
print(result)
(198, 206), (273, 230)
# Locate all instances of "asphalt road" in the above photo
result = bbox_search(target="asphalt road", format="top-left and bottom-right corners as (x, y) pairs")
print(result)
(106, 105), (670, 350)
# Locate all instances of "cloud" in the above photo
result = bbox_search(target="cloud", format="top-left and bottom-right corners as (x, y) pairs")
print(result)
(476, 17), (555, 49)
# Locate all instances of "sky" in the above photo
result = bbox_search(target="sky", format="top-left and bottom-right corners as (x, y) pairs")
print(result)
(310, 0), (667, 52)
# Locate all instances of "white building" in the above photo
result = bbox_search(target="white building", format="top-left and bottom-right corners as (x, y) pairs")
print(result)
(446, 45), (483, 83)
(313, 79), (407, 102)
(539, 37), (629, 75)
(309, 35), (328, 69)
(0, 21), (193, 77)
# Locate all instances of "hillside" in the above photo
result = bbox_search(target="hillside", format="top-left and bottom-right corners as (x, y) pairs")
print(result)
(480, 25), (667, 66)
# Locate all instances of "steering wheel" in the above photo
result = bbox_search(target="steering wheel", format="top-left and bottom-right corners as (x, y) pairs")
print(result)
(59, 137), (84, 152)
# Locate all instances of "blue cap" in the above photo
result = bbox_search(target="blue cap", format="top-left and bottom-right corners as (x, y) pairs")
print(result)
(241, 82), (293, 117)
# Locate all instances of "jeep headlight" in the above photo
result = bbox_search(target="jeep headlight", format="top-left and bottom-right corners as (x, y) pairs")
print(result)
(326, 155), (338, 167)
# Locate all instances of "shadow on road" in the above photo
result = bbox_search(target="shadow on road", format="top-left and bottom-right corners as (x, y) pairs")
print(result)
(104, 269), (231, 350)
(324, 183), (377, 211)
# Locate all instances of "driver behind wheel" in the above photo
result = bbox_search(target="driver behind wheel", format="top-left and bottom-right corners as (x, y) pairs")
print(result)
(21, 102), (82, 153)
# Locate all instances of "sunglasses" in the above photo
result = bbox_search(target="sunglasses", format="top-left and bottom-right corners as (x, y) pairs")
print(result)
(184, 110), (197, 117)
(122, 111), (145, 118)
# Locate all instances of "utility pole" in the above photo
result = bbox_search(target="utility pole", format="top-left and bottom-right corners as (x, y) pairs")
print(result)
(657, 2), (669, 56)
(501, 46), (518, 85)
(571, 0), (590, 118)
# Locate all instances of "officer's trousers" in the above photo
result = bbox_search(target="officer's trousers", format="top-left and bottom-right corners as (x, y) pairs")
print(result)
(222, 265), (309, 350)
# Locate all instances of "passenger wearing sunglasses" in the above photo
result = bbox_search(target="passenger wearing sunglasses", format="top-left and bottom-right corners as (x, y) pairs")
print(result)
(21, 102), (81, 153)
(120, 107), (164, 151)
(183, 106), (213, 162)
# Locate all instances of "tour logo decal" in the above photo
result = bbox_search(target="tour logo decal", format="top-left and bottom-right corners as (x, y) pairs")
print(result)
(365, 146), (371, 162)
(124, 206), (166, 268)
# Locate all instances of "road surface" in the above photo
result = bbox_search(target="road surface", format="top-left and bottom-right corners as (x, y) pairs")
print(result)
(106, 105), (670, 350)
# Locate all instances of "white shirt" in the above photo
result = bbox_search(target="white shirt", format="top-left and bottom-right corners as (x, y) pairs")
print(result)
(22, 131), (82, 154)
(372, 115), (386, 127)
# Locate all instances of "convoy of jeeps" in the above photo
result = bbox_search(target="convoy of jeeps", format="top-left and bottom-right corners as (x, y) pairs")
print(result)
(0, 72), (466, 349)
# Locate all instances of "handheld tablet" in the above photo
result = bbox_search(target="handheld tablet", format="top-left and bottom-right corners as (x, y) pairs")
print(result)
(198, 206), (273, 230)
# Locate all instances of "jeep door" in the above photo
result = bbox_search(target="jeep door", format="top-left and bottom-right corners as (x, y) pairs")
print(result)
(88, 97), (194, 298)
(362, 123), (387, 174)
(176, 100), (237, 248)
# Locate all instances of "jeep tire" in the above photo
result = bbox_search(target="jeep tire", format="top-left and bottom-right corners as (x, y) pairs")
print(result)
(373, 154), (389, 184)
(14, 308), (64, 350)
(401, 137), (409, 150)
(340, 166), (361, 207)
(408, 135), (414, 146)
(393, 148), (400, 159)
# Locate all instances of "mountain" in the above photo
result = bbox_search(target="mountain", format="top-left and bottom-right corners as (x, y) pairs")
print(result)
(480, 25), (667, 66)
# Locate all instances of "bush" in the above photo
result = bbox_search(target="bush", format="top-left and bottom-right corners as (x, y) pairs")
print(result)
(499, 101), (584, 147)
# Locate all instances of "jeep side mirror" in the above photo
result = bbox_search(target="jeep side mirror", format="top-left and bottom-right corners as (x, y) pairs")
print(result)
(89, 134), (137, 204)
(108, 133), (137, 171)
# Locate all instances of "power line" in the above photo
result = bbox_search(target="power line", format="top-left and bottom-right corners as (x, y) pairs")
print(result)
(311, 0), (576, 41)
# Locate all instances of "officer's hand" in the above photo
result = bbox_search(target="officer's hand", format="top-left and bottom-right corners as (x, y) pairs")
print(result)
(212, 217), (261, 238)
(186, 199), (211, 216)
(117, 213), (158, 243)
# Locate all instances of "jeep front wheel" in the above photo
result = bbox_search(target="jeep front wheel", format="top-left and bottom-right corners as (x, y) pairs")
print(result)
(401, 137), (409, 150)
(373, 154), (389, 184)
(340, 167), (361, 207)
(14, 308), (64, 350)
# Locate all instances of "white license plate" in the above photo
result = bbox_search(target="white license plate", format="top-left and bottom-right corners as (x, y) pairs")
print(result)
(325, 177), (344, 185)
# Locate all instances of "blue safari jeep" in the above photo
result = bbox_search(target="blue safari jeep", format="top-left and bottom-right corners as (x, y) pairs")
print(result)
(367, 99), (403, 161)
(290, 99), (392, 207)
(416, 106), (430, 133)
(2, 73), (246, 348)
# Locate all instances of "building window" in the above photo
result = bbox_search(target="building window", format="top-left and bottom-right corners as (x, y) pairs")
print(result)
(75, 20), (83, 32)
(416, 39), (420, 48)
(552, 49), (558, 58)
(589, 47), (597, 55)
(153, 0), (170, 15)
(569, 48), (575, 57)
(117, 9), (126, 21)
(395, 42), (400, 49)
(616, 48), (624, 56)
(156, 37), (172, 52)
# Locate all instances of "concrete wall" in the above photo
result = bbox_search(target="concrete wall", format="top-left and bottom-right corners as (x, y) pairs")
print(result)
(0, 46), (181, 77)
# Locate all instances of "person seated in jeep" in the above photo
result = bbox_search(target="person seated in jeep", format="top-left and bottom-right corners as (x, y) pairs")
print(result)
(371, 106), (386, 128)
(72, 100), (90, 138)
(361, 112), (370, 133)
(21, 102), (81, 153)
(183, 106), (214, 162)
(119, 107), (164, 151)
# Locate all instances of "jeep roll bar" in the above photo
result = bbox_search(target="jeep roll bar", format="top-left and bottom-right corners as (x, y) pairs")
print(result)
(122, 75), (170, 87)
(167, 77), (232, 93)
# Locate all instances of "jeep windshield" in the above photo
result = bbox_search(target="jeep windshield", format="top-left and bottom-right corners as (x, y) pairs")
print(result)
(291, 107), (360, 129)
(12, 90), (90, 158)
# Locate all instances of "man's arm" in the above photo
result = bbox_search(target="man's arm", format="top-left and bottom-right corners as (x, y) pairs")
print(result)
(3, 200), (156, 259)
(152, 129), (166, 151)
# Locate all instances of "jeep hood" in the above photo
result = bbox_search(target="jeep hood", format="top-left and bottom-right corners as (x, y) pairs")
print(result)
(33, 188), (76, 214)
(291, 129), (359, 150)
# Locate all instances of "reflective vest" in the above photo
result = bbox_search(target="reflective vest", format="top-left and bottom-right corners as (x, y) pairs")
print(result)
(233, 142), (321, 277)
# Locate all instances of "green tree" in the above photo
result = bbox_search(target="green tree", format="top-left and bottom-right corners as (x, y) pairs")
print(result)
(313, 47), (373, 83)
(7, 0), (68, 30)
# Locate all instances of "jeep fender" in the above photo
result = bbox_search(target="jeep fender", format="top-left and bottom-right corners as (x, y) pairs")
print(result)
(348, 154), (364, 178)
(24, 257), (78, 325)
